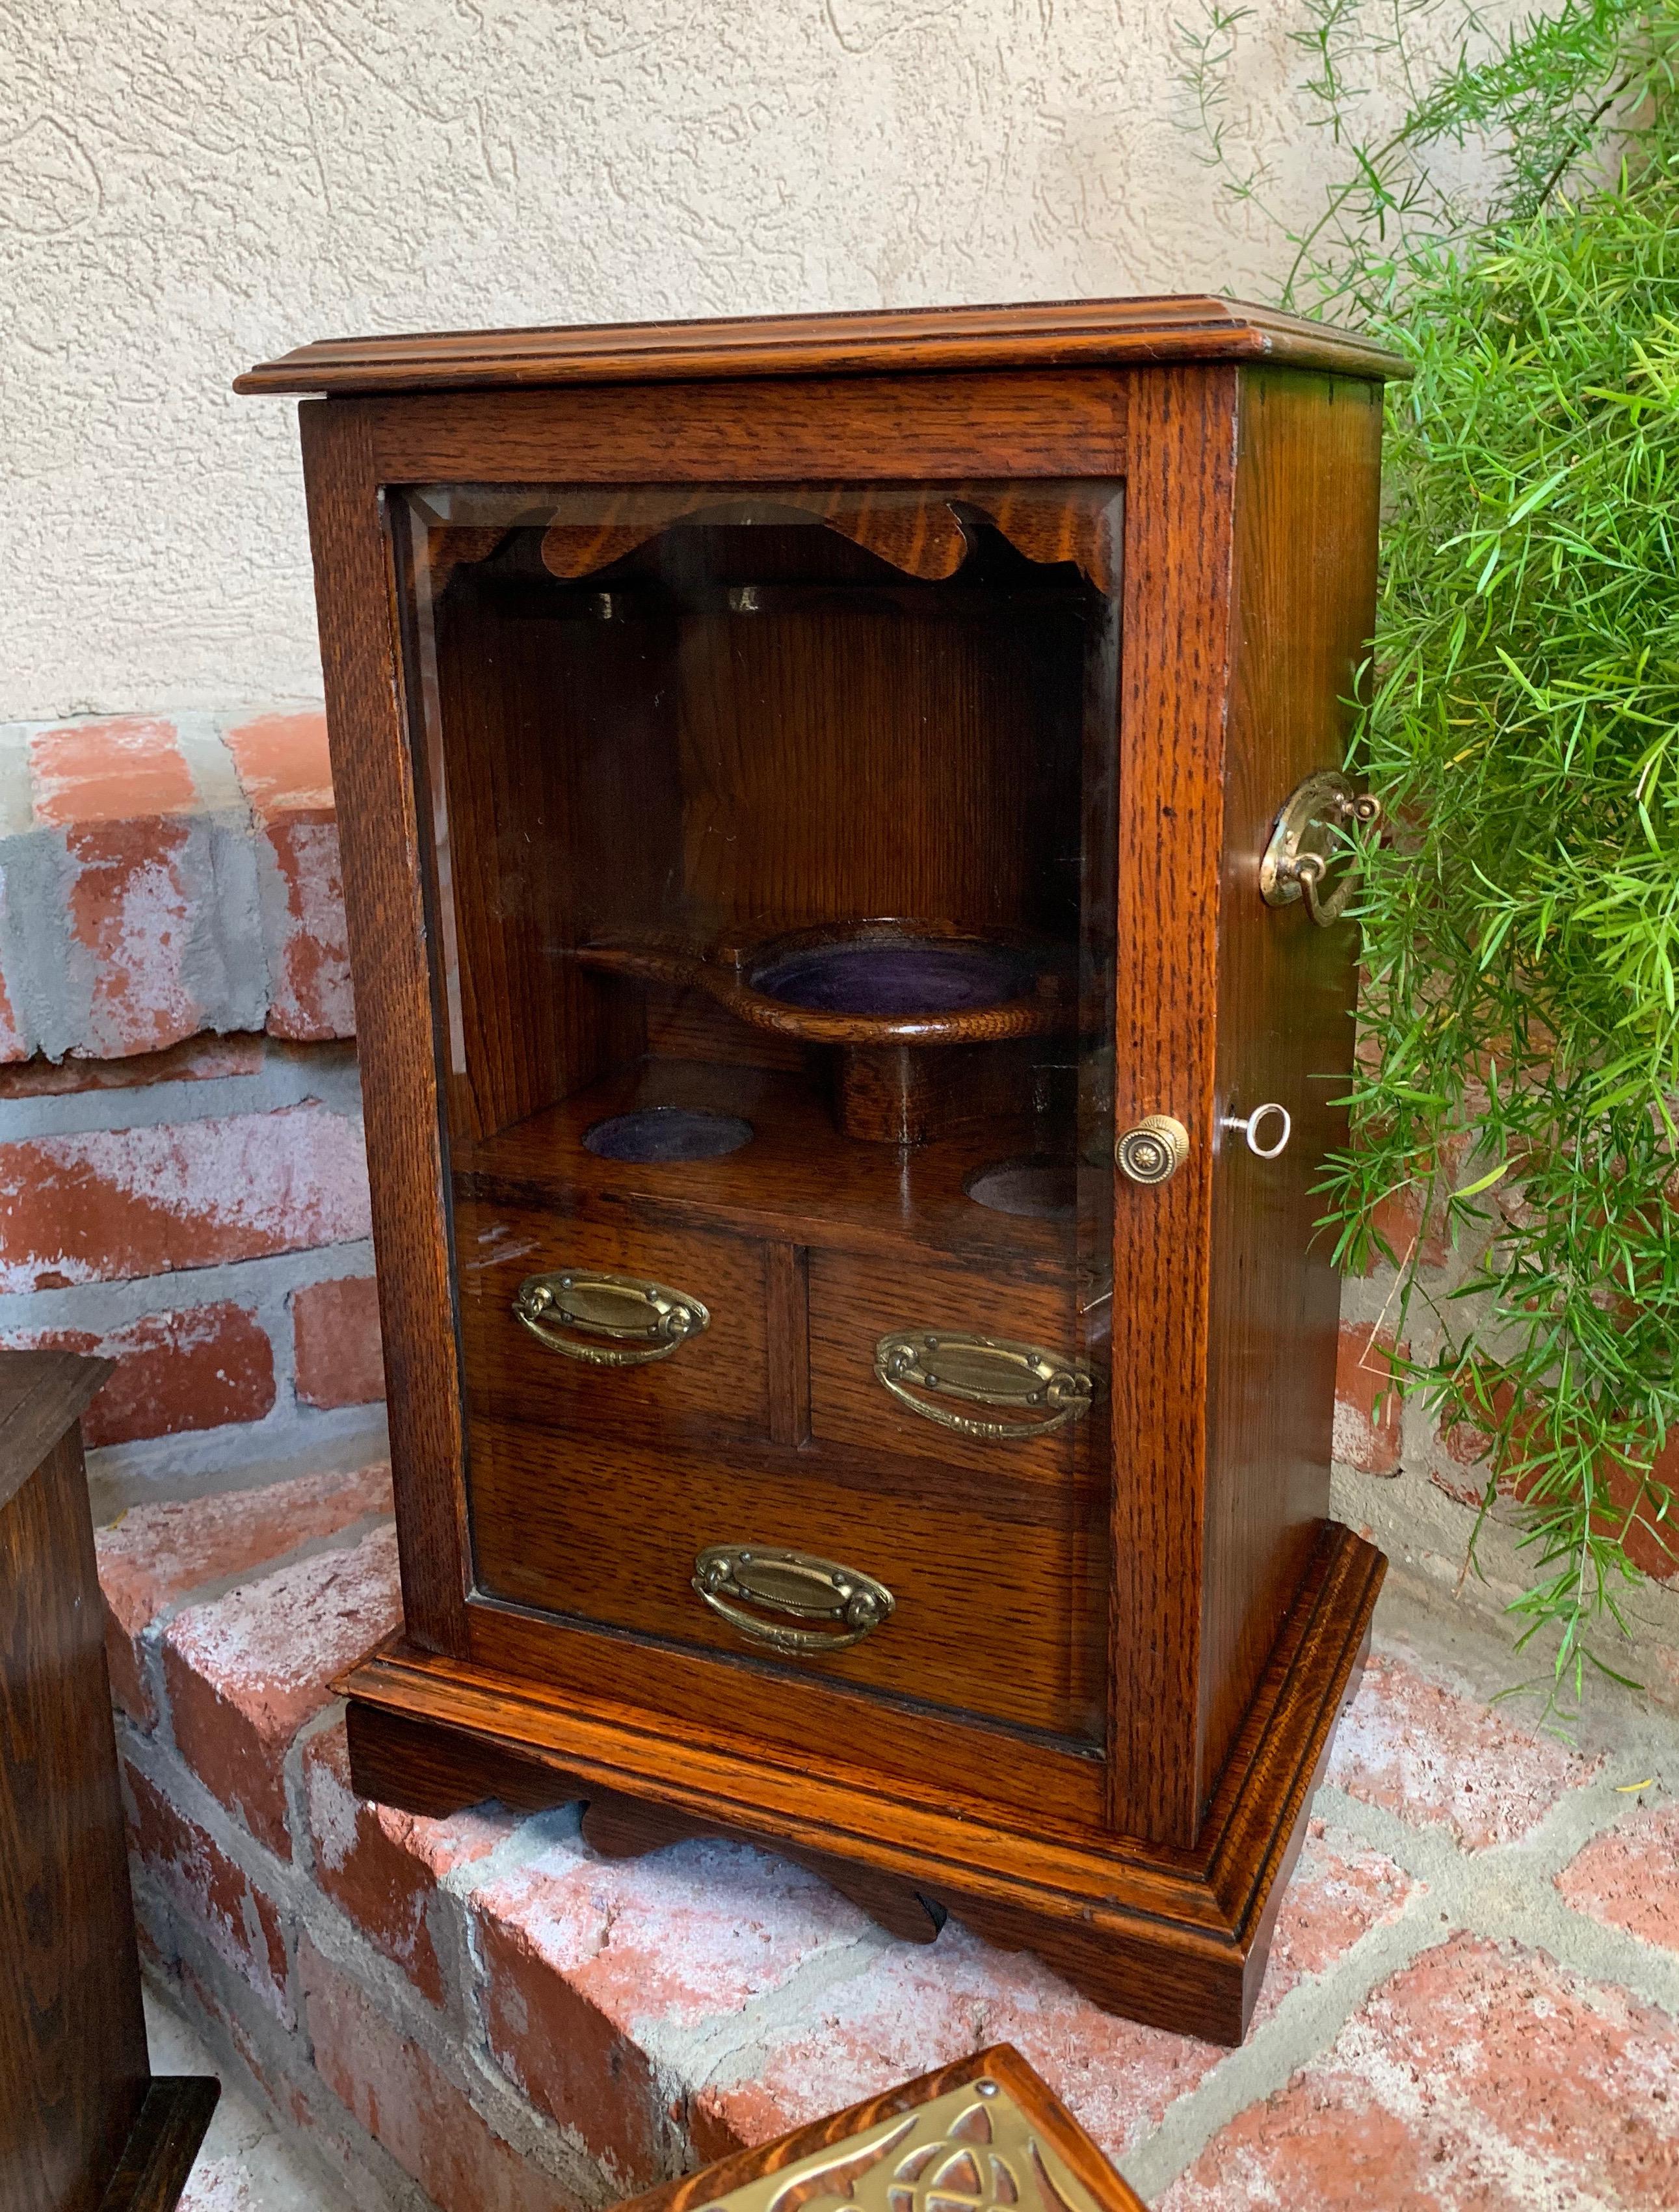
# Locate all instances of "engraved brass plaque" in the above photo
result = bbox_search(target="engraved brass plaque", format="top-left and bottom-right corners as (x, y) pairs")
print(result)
(685, 2075), (1105, 2212)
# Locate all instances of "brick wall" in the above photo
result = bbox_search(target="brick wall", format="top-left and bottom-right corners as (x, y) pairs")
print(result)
(0, 710), (350, 1059)
(1334, 1186), (1679, 1691)
(0, 713), (382, 1511)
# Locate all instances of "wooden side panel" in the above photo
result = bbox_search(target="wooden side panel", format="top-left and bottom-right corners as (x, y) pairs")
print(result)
(1196, 369), (1384, 1804)
(298, 401), (471, 1652)
(1107, 367), (1239, 1846)
(0, 1425), (150, 2212)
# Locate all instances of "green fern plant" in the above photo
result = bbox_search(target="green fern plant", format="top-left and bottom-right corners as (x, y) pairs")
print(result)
(1180, 0), (1679, 1700)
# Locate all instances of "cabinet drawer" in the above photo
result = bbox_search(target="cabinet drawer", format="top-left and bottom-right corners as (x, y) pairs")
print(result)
(469, 1420), (1105, 1742)
(455, 1198), (769, 1449)
(808, 1248), (1098, 1484)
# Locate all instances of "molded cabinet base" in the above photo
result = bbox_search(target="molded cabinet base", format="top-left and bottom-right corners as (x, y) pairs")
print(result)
(340, 1522), (1384, 2047)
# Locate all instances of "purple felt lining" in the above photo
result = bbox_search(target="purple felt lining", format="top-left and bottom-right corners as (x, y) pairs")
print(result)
(583, 1107), (754, 1163)
(753, 940), (1033, 1017)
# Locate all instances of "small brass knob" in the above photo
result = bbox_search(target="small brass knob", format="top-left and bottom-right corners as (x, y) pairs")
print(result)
(1116, 1114), (1190, 1186)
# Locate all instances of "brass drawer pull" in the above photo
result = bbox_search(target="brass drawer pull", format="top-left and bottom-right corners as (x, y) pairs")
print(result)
(693, 1546), (894, 1654)
(875, 1329), (1094, 1440)
(513, 1269), (709, 1366)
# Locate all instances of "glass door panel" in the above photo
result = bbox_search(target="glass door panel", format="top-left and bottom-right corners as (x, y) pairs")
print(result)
(397, 481), (1120, 1746)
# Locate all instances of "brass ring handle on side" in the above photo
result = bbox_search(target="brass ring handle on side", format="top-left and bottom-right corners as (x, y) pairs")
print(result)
(874, 1329), (1094, 1441)
(513, 1269), (709, 1367)
(1260, 770), (1382, 928)
(692, 1546), (895, 1654)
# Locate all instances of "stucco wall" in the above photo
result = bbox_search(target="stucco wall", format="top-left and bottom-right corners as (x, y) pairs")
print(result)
(3, 0), (1529, 722)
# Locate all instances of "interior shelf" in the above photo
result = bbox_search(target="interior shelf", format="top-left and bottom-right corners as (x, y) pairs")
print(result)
(449, 1055), (1099, 1281)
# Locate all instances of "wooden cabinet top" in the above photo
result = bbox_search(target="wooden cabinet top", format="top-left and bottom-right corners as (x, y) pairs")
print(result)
(0, 1348), (111, 1517)
(236, 293), (1408, 397)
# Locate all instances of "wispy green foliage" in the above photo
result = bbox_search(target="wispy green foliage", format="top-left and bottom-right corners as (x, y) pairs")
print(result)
(1180, 1), (1679, 1698)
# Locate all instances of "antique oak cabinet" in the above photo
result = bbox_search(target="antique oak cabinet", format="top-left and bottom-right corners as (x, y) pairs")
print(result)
(239, 298), (1403, 2043)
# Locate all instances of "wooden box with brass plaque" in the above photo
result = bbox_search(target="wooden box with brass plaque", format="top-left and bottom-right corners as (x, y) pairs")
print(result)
(239, 297), (1403, 2044)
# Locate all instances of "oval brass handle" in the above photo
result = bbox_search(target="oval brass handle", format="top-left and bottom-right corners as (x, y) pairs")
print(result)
(513, 1270), (709, 1367)
(693, 1546), (894, 1654)
(874, 1329), (1093, 1441)
(1260, 770), (1381, 927)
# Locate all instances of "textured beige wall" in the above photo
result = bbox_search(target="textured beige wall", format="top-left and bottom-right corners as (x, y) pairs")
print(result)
(2, 0), (1527, 720)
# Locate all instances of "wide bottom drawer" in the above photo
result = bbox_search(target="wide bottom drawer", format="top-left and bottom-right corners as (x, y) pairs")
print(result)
(468, 1419), (1105, 1743)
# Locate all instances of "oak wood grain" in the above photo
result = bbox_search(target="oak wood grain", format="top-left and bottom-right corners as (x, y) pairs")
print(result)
(0, 1349), (109, 1516)
(765, 1242), (812, 1447)
(1105, 365), (1239, 1844)
(354, 1520), (1379, 1906)
(425, 556), (663, 1142)
(367, 372), (1126, 486)
(0, 1381), (149, 2212)
(806, 1247), (1087, 1486)
(450, 1058), (1073, 1275)
(463, 1595), (1111, 1828)
(468, 1414), (1102, 1739)
(286, 313), (1400, 2042)
(341, 1521), (1382, 2042)
(533, 480), (1122, 594)
(0, 1351), (215, 2212)
(300, 401), (473, 1653)
(237, 293), (1407, 395)
(1196, 367), (1384, 1804)
(456, 1200), (771, 1449)
(96, 2081), (222, 2212)
(666, 542), (1085, 941)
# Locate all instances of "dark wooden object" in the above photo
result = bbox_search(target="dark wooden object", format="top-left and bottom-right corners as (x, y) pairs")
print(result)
(0, 1351), (215, 2212)
(608, 2042), (1145, 2212)
(234, 292), (1406, 393)
(247, 298), (1402, 2045)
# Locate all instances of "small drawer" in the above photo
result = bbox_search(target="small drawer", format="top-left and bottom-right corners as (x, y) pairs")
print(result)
(455, 1198), (770, 1449)
(468, 1421), (1106, 1741)
(808, 1248), (1097, 1484)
